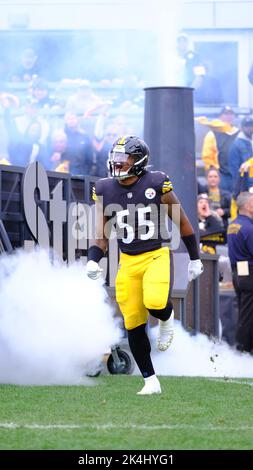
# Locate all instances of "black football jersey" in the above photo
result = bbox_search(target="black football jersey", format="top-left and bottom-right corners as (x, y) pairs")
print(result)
(94, 170), (173, 254)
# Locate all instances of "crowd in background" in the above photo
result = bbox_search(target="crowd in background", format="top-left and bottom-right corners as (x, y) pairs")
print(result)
(0, 46), (145, 177)
(0, 40), (252, 211)
(196, 106), (253, 256)
(0, 36), (253, 352)
(0, 43), (253, 253)
(0, 32), (248, 178)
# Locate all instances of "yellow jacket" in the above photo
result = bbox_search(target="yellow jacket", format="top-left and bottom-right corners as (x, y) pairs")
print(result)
(245, 157), (253, 177)
(197, 117), (238, 170)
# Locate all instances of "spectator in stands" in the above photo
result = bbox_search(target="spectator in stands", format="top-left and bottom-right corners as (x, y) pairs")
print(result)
(48, 129), (69, 172)
(197, 193), (225, 254)
(92, 122), (118, 177)
(0, 94), (49, 167)
(110, 113), (141, 142)
(194, 60), (223, 106)
(229, 157), (253, 222)
(201, 106), (239, 192)
(28, 77), (60, 110)
(8, 120), (49, 167)
(206, 167), (231, 230)
(229, 116), (253, 195)
(234, 157), (253, 199)
(112, 75), (144, 109)
(9, 48), (41, 82)
(63, 112), (94, 176)
(176, 33), (206, 88)
(66, 80), (103, 115)
(65, 80), (112, 140)
(227, 192), (253, 353)
(0, 93), (50, 147)
(0, 92), (19, 159)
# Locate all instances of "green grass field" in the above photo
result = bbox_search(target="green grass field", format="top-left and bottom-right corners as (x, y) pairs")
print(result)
(0, 376), (253, 450)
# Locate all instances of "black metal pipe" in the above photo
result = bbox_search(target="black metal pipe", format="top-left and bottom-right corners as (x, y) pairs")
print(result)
(144, 86), (199, 238)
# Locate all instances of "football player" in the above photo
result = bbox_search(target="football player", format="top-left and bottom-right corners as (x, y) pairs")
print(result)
(87, 135), (203, 395)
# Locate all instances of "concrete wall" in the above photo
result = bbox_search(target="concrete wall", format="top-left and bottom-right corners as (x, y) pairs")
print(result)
(0, 1), (253, 30)
(183, 1), (253, 29)
(0, 1), (156, 30)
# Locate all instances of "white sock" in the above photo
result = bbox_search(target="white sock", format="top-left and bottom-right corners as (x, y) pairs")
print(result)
(144, 374), (158, 384)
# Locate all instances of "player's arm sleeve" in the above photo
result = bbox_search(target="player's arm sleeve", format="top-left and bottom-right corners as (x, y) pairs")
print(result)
(201, 130), (219, 170)
(161, 189), (194, 236)
(161, 189), (200, 259)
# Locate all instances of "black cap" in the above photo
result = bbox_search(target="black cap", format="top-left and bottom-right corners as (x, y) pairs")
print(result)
(220, 105), (234, 115)
(241, 116), (253, 127)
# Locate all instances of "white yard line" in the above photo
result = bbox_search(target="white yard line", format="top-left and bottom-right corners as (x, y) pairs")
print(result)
(0, 422), (252, 431)
(207, 378), (253, 387)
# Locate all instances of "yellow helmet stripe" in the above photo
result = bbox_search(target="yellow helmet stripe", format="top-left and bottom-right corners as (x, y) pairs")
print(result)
(118, 136), (127, 145)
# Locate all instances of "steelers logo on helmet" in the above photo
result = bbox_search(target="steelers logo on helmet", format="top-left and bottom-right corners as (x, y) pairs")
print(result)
(108, 135), (150, 180)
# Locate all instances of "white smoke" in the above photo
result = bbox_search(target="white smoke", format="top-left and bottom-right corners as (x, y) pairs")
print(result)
(2, 249), (251, 386)
(147, 321), (253, 378)
(0, 249), (121, 385)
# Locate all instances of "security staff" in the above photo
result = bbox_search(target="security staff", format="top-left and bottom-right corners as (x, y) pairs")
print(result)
(86, 136), (203, 395)
(227, 192), (253, 353)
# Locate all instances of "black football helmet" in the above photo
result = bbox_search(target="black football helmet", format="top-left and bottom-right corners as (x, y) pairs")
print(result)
(108, 135), (150, 180)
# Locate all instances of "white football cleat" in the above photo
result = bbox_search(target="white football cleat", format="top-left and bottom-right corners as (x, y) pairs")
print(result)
(137, 375), (161, 395)
(157, 311), (174, 351)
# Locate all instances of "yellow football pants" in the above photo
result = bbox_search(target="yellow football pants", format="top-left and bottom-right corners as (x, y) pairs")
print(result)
(115, 246), (171, 330)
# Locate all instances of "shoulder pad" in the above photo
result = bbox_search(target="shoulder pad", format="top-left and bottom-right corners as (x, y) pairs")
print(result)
(148, 171), (173, 193)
